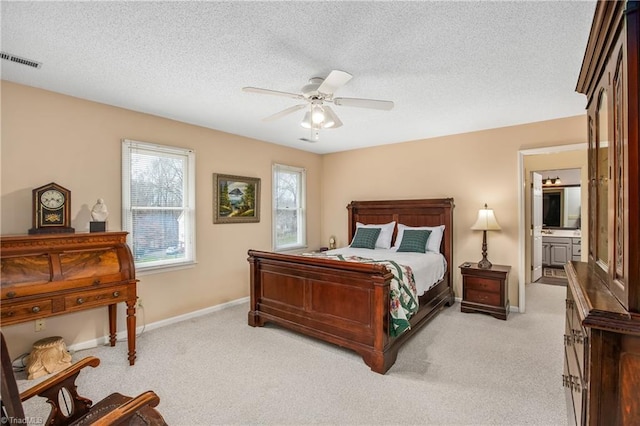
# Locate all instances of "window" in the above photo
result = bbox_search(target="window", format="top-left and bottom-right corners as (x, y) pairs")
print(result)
(122, 139), (195, 271)
(273, 163), (306, 251)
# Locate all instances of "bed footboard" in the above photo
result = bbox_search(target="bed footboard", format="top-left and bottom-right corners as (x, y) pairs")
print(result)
(248, 198), (454, 374)
(247, 250), (448, 373)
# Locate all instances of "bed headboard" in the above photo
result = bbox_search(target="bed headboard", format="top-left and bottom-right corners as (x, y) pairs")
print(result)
(347, 198), (455, 280)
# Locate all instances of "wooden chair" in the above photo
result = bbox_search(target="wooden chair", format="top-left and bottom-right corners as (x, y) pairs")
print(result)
(1, 333), (167, 425)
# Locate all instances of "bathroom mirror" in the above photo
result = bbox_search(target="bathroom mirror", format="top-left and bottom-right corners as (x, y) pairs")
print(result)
(542, 186), (581, 229)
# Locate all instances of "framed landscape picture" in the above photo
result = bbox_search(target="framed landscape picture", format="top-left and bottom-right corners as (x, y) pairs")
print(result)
(213, 173), (260, 223)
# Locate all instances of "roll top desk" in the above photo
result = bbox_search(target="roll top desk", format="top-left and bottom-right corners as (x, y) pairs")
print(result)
(0, 232), (138, 365)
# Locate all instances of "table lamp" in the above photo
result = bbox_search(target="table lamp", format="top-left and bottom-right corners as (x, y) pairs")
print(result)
(471, 203), (501, 269)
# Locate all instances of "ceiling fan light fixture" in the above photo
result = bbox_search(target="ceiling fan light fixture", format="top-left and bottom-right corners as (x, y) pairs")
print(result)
(311, 103), (325, 125)
(322, 106), (339, 128)
(300, 111), (312, 129)
(244, 69), (393, 140)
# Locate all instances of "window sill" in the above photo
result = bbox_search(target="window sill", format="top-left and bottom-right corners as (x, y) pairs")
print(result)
(136, 260), (197, 276)
(274, 246), (308, 254)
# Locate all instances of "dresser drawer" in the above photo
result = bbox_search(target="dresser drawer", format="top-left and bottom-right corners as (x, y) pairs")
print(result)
(1, 299), (52, 324)
(465, 289), (500, 306)
(464, 276), (501, 293)
(64, 286), (129, 312)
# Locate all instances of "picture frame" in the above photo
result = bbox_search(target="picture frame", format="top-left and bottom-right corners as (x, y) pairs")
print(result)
(213, 173), (260, 224)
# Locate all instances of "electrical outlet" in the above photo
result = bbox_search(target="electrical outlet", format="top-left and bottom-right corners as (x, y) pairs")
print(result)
(137, 299), (143, 309)
(35, 318), (46, 332)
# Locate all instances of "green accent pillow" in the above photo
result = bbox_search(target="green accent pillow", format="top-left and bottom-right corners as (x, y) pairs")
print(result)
(350, 227), (381, 249)
(396, 229), (432, 253)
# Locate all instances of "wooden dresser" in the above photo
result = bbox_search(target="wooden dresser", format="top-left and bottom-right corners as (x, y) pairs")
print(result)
(565, 1), (640, 424)
(0, 232), (138, 365)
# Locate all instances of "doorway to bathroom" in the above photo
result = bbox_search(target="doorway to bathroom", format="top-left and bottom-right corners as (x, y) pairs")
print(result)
(517, 144), (587, 312)
(533, 168), (581, 285)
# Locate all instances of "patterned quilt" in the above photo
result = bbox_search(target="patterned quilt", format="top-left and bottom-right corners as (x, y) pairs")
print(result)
(317, 254), (419, 337)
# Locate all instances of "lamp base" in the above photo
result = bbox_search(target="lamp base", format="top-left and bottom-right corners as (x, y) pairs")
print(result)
(477, 230), (492, 269)
(477, 258), (492, 269)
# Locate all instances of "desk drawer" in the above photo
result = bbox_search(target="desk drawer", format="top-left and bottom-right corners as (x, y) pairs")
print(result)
(464, 276), (500, 293)
(1, 300), (52, 324)
(2, 272), (126, 300)
(65, 286), (129, 312)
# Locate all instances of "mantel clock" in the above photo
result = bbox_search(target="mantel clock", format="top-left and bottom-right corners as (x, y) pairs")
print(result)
(28, 182), (75, 234)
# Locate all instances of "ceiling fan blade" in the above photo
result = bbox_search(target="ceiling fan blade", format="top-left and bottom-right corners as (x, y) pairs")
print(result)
(262, 104), (308, 122)
(323, 106), (343, 129)
(317, 70), (352, 95)
(333, 97), (394, 110)
(242, 87), (305, 100)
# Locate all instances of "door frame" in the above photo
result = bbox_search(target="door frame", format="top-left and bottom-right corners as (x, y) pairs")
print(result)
(517, 143), (586, 313)
(531, 171), (543, 283)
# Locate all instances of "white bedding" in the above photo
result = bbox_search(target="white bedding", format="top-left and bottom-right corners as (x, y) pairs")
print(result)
(324, 247), (447, 296)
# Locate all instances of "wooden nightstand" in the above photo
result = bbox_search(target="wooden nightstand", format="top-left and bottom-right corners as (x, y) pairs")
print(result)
(459, 263), (511, 320)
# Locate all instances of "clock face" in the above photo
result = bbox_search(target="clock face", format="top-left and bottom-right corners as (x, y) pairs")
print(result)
(40, 189), (65, 209)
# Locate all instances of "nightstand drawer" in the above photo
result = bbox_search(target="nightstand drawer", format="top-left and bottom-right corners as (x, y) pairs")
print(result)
(464, 276), (500, 293)
(466, 289), (501, 306)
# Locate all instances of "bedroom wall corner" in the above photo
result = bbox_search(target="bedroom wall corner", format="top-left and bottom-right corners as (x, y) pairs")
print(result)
(0, 80), (323, 353)
(320, 115), (587, 310)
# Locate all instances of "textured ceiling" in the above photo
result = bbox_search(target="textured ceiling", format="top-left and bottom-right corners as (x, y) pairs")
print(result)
(1, 1), (596, 154)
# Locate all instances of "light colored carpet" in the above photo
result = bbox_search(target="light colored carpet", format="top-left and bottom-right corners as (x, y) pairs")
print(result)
(18, 283), (567, 425)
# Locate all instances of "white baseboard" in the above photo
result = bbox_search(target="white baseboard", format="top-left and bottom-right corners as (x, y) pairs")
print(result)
(453, 296), (520, 313)
(68, 297), (249, 353)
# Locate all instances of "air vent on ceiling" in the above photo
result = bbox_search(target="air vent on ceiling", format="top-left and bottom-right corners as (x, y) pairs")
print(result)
(1, 51), (42, 69)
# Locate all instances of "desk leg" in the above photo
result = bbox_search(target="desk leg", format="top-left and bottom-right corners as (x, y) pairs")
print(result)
(126, 299), (137, 365)
(108, 304), (117, 347)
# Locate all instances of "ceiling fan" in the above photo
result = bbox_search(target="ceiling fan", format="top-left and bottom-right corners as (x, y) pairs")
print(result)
(242, 70), (394, 141)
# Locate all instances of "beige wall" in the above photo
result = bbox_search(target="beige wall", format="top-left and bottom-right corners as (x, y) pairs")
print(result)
(321, 115), (587, 307)
(1, 81), (323, 355)
(1, 80), (588, 356)
(523, 149), (589, 283)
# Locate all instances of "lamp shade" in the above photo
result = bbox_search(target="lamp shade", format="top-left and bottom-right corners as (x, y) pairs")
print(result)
(300, 111), (312, 129)
(311, 104), (325, 124)
(322, 105), (339, 128)
(470, 204), (501, 231)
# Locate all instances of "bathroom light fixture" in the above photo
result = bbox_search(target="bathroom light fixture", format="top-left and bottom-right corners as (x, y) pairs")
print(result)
(543, 176), (561, 185)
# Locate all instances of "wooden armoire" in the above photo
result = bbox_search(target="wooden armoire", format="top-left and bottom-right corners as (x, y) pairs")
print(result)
(564, 1), (639, 425)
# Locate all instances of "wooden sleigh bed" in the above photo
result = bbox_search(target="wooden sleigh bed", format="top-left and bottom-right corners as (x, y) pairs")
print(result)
(247, 198), (454, 374)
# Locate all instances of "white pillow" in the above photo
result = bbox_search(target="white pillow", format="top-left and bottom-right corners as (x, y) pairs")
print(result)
(356, 221), (396, 249)
(393, 224), (445, 253)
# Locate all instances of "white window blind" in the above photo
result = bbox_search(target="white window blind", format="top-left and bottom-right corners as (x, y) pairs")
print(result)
(273, 163), (306, 251)
(122, 139), (195, 271)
